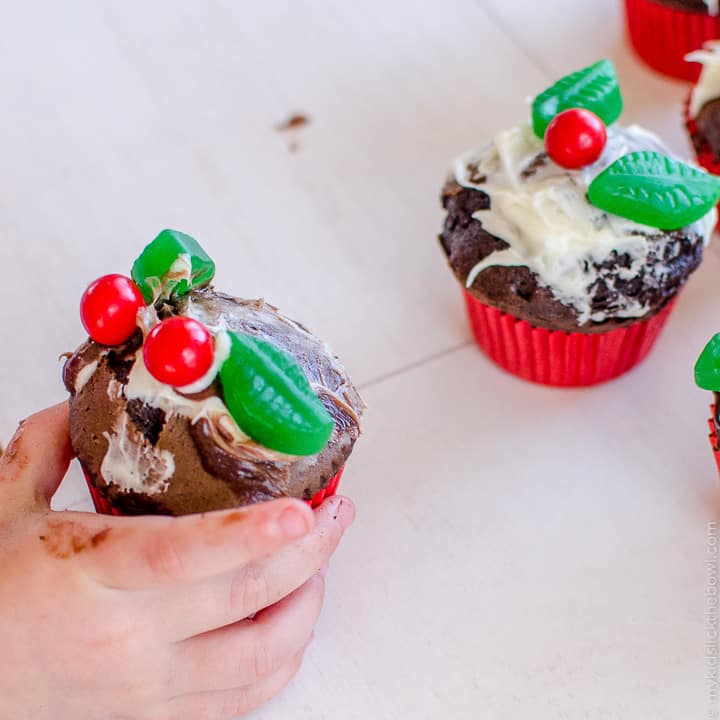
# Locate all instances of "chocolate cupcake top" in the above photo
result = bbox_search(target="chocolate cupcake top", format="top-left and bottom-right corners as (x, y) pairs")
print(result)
(688, 43), (720, 161)
(64, 231), (364, 515)
(440, 60), (720, 332)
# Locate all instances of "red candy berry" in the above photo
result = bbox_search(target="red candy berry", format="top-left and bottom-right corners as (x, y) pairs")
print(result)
(80, 274), (145, 346)
(143, 317), (214, 387)
(544, 108), (607, 170)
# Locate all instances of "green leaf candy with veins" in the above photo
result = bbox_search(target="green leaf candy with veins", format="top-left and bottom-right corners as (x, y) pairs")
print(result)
(219, 332), (335, 456)
(131, 229), (215, 304)
(695, 334), (720, 391)
(587, 151), (720, 230)
(532, 59), (623, 139)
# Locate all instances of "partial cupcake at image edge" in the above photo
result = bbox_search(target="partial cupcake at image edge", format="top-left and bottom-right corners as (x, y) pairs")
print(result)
(687, 42), (720, 188)
(439, 59), (720, 387)
(695, 335), (720, 474)
(624, 0), (720, 81)
(63, 230), (365, 516)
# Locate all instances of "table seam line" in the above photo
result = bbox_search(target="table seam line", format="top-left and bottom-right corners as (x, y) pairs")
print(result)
(358, 340), (473, 391)
(474, 0), (556, 81)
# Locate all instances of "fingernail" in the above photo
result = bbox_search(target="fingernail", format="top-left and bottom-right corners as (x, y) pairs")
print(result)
(278, 507), (311, 538)
(332, 498), (355, 531)
(319, 562), (329, 578)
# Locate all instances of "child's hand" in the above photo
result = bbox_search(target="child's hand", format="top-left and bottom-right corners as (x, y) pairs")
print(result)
(0, 403), (355, 720)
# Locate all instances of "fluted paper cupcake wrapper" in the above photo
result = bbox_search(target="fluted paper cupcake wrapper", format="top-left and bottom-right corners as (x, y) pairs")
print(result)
(707, 407), (720, 475)
(84, 465), (346, 516)
(624, 0), (720, 81)
(463, 290), (675, 387)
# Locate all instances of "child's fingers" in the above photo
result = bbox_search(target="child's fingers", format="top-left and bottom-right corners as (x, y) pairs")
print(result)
(78, 498), (314, 589)
(0, 403), (73, 515)
(165, 650), (305, 720)
(152, 496), (353, 639)
(173, 573), (323, 694)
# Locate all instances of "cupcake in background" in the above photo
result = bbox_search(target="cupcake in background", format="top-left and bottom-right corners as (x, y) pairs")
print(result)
(439, 60), (720, 387)
(63, 230), (364, 516)
(695, 335), (720, 474)
(625, 0), (720, 81)
(687, 42), (720, 182)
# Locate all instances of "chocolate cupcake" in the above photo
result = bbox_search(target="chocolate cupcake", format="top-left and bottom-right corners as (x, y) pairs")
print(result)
(439, 60), (719, 386)
(63, 231), (364, 516)
(687, 43), (720, 183)
(624, 0), (720, 81)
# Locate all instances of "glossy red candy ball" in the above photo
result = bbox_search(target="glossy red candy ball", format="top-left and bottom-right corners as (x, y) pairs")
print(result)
(80, 274), (145, 346)
(544, 108), (608, 170)
(143, 317), (214, 387)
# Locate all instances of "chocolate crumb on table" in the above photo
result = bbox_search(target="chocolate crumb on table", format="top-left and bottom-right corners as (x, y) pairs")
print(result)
(276, 113), (311, 152)
(275, 113), (311, 131)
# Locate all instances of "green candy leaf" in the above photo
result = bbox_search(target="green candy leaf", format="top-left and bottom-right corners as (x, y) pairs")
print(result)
(219, 332), (334, 456)
(532, 59), (623, 139)
(695, 334), (720, 391)
(131, 229), (215, 304)
(587, 151), (720, 230)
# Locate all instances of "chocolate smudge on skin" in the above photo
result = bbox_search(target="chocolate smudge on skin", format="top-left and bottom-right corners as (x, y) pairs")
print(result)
(39, 521), (112, 559)
(332, 498), (343, 521)
(221, 510), (250, 527)
(0, 422), (28, 473)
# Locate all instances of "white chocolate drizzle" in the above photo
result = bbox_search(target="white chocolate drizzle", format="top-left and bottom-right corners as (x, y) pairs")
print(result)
(123, 341), (249, 444)
(458, 123), (716, 325)
(74, 360), (99, 392)
(101, 413), (175, 494)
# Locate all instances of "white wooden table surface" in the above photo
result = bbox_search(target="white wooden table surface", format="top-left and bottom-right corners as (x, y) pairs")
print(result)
(1, 1), (718, 718)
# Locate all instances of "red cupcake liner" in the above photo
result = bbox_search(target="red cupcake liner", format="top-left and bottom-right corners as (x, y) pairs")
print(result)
(86, 480), (123, 516)
(707, 406), (720, 475)
(84, 466), (346, 516)
(624, 0), (720, 81)
(307, 465), (344, 508)
(694, 142), (720, 177)
(463, 290), (675, 387)
(684, 99), (720, 226)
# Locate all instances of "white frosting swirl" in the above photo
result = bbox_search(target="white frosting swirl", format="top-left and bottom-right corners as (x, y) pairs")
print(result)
(687, 41), (720, 118)
(119, 336), (249, 445)
(458, 123), (716, 325)
(101, 413), (175, 494)
(74, 360), (98, 392)
(100, 341), (251, 495)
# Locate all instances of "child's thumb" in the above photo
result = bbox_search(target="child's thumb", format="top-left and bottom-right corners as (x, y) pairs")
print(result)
(0, 403), (73, 518)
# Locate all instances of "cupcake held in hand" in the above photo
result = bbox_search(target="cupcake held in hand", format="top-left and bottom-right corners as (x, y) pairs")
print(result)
(625, 0), (720, 81)
(439, 60), (719, 387)
(63, 230), (364, 516)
